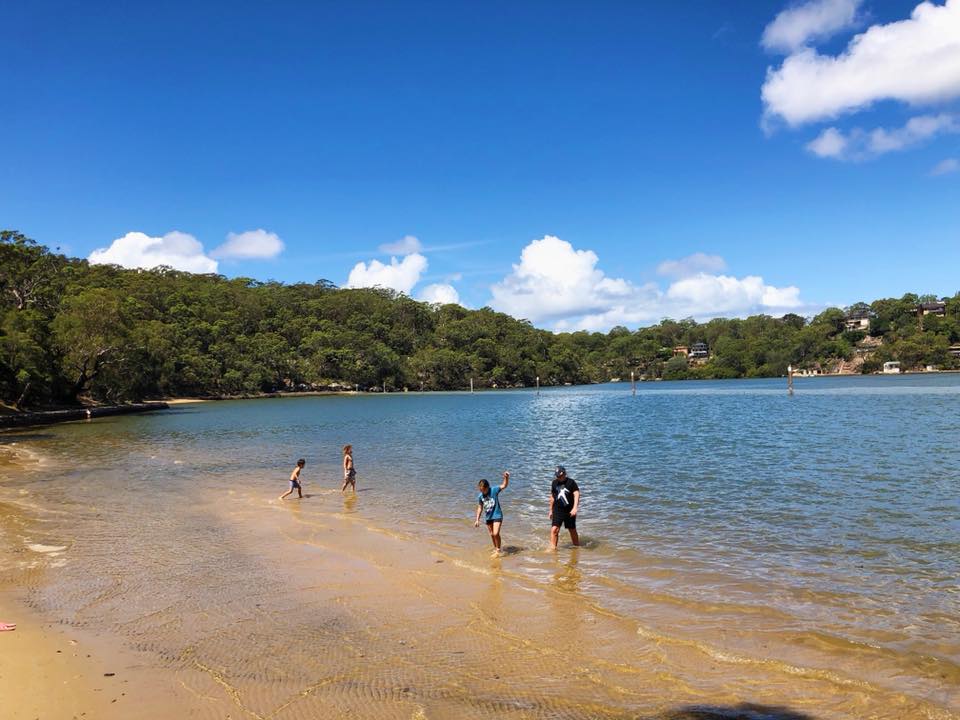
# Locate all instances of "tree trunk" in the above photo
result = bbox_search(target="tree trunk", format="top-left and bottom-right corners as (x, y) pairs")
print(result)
(14, 381), (31, 410)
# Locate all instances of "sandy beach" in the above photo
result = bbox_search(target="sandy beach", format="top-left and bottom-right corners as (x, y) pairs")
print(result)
(1, 485), (954, 719)
(0, 592), (198, 720)
(1, 387), (958, 719)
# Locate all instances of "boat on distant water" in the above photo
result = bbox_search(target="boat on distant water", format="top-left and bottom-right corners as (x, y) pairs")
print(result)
(882, 361), (901, 374)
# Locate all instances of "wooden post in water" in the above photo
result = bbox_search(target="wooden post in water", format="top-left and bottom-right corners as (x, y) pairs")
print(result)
(383, 381), (386, 394)
(536, 376), (540, 396)
(470, 377), (474, 393)
(787, 364), (794, 396)
(631, 370), (636, 396)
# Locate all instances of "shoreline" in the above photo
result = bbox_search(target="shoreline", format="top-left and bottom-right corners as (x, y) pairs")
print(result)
(3, 371), (955, 429)
(0, 402), (169, 430)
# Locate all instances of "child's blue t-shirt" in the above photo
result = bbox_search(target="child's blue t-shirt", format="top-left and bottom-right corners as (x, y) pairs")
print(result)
(478, 485), (503, 521)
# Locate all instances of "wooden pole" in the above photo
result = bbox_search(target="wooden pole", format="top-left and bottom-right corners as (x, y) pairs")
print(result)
(787, 364), (794, 396)
(470, 378), (474, 393)
(631, 370), (636, 396)
(536, 376), (540, 396)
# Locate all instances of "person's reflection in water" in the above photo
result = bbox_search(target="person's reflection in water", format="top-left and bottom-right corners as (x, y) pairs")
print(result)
(551, 548), (582, 595)
(343, 492), (358, 514)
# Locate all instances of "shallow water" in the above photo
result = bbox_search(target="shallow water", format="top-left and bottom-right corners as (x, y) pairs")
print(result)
(1, 375), (958, 719)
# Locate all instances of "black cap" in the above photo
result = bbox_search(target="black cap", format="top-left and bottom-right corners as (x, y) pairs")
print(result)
(555, 465), (566, 478)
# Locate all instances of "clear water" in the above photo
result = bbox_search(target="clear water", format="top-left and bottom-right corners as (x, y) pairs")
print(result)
(2, 374), (958, 719)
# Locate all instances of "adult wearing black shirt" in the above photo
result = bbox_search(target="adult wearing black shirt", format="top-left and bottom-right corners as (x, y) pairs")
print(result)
(549, 465), (580, 549)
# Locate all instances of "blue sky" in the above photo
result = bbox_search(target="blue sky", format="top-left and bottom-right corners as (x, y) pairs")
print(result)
(2, 0), (958, 330)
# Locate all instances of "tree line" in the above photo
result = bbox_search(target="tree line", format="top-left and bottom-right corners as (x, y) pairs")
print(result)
(1, 230), (958, 410)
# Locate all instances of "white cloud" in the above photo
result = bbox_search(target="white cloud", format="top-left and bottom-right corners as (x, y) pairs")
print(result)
(212, 229), (284, 259)
(666, 274), (802, 313)
(489, 236), (637, 324)
(418, 283), (460, 305)
(88, 231), (218, 273)
(489, 236), (804, 331)
(346, 253), (428, 294)
(806, 126), (849, 157)
(762, 0), (960, 126)
(378, 235), (422, 255)
(807, 113), (958, 159)
(762, 0), (862, 53)
(657, 253), (727, 278)
(931, 157), (960, 175)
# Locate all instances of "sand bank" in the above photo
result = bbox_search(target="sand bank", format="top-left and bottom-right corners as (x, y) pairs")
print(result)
(0, 592), (197, 720)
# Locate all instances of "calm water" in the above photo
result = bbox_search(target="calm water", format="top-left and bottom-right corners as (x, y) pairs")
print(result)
(2, 375), (958, 719)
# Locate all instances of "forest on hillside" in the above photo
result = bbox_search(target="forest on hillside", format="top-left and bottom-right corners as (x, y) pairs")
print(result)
(2, 230), (959, 410)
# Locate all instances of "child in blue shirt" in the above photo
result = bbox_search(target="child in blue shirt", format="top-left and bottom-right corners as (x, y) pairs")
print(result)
(474, 471), (509, 554)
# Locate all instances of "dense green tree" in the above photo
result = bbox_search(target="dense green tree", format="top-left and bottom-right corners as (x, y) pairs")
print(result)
(3, 229), (960, 409)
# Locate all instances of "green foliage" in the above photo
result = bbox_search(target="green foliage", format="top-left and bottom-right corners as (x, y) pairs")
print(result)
(2, 229), (960, 409)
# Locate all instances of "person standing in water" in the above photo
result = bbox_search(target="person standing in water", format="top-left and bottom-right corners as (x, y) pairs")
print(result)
(279, 459), (305, 501)
(474, 471), (509, 554)
(341, 445), (357, 492)
(549, 465), (580, 549)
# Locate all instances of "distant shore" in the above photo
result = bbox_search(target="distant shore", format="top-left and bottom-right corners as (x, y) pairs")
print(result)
(5, 371), (958, 429)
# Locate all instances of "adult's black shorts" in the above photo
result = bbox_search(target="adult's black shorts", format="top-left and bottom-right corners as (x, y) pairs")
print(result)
(551, 513), (576, 529)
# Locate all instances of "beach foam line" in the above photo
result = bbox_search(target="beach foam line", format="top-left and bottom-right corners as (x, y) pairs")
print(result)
(27, 543), (67, 554)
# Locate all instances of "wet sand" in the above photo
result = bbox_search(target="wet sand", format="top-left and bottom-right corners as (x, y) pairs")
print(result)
(1, 401), (958, 720)
(2, 482), (956, 719)
(0, 592), (199, 720)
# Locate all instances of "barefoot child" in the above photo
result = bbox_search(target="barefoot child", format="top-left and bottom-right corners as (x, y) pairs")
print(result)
(341, 445), (356, 492)
(474, 471), (509, 553)
(279, 459), (305, 500)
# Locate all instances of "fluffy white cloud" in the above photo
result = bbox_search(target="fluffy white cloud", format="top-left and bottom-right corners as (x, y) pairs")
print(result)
(88, 231), (218, 273)
(657, 253), (727, 278)
(807, 113), (959, 159)
(931, 157), (960, 175)
(378, 235), (422, 255)
(418, 283), (460, 305)
(489, 236), (805, 331)
(762, 0), (960, 126)
(762, 0), (862, 53)
(805, 126), (848, 157)
(666, 273), (802, 313)
(346, 253), (428, 294)
(489, 236), (638, 324)
(212, 229), (284, 259)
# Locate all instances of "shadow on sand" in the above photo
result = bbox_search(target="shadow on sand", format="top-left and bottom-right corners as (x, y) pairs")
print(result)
(656, 704), (814, 720)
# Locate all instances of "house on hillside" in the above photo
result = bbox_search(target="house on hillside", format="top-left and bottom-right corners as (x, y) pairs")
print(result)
(843, 311), (872, 331)
(673, 346), (689, 358)
(688, 342), (709, 360)
(949, 344), (960, 359)
(918, 301), (946, 317)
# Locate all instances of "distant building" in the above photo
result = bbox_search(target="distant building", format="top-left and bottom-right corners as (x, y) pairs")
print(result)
(673, 346), (689, 357)
(688, 342), (709, 359)
(882, 361), (901, 374)
(949, 344), (960, 358)
(918, 301), (946, 317)
(843, 311), (872, 331)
